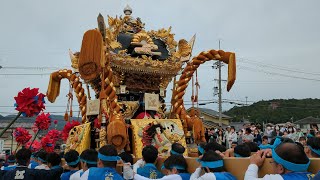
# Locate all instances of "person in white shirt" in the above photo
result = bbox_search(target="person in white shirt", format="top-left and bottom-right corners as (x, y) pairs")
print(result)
(224, 126), (231, 149)
(34, 150), (50, 170)
(190, 150), (236, 180)
(228, 126), (237, 149)
(70, 149), (98, 180)
(243, 128), (254, 143)
(264, 125), (275, 143)
(244, 142), (313, 180)
(0, 155), (16, 171)
(119, 151), (134, 180)
(286, 126), (297, 142)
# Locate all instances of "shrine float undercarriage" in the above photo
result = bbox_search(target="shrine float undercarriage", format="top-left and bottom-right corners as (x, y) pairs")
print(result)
(46, 6), (236, 157)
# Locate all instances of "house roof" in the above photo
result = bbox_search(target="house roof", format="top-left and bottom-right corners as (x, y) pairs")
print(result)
(202, 120), (228, 128)
(187, 107), (232, 119)
(294, 116), (320, 124)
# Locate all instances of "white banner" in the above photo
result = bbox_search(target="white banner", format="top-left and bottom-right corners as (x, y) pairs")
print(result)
(144, 93), (159, 111)
(86, 99), (100, 115)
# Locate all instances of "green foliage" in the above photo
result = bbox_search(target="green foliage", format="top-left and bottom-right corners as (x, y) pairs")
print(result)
(224, 98), (320, 124)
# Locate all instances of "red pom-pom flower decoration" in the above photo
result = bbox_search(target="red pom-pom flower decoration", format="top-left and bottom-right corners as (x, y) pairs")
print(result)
(34, 112), (51, 130)
(62, 120), (80, 141)
(13, 127), (32, 145)
(47, 129), (61, 142)
(14, 88), (46, 117)
(53, 120), (58, 125)
(41, 135), (54, 153)
(26, 140), (41, 152)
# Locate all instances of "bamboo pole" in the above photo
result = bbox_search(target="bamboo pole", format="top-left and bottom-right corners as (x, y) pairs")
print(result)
(0, 112), (22, 138)
(28, 130), (40, 150)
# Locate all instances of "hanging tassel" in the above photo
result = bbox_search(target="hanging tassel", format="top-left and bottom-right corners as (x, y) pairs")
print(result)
(195, 69), (200, 107)
(191, 74), (194, 107)
(194, 95), (198, 102)
(67, 84), (74, 119)
(69, 95), (73, 117)
(69, 109), (73, 118)
(64, 111), (69, 121)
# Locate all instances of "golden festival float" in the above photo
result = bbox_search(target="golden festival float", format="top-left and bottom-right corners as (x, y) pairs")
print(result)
(46, 6), (236, 158)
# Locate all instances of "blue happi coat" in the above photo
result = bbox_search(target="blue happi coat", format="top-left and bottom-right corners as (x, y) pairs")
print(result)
(88, 167), (124, 180)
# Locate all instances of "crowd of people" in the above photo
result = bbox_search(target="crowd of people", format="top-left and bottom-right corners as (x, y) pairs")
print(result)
(0, 123), (319, 180)
(205, 123), (320, 148)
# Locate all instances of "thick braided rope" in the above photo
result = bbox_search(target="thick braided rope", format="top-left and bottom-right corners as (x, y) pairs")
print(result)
(50, 69), (87, 123)
(171, 50), (235, 134)
(101, 66), (121, 115)
(101, 66), (128, 151)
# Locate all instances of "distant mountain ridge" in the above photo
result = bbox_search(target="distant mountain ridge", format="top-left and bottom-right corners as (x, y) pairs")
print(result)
(224, 98), (320, 123)
(0, 114), (81, 130)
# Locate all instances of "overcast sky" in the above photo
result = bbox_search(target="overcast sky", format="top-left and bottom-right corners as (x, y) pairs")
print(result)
(1, 0), (320, 116)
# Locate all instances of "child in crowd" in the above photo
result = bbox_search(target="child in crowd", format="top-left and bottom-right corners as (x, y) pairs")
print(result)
(231, 142), (238, 149)
(197, 142), (206, 156)
(47, 152), (62, 170)
(261, 135), (269, 145)
(47, 152), (63, 180)
(28, 152), (39, 169)
(244, 142), (260, 153)
(304, 137), (320, 158)
(234, 144), (251, 157)
(54, 145), (61, 155)
(163, 154), (190, 180)
(299, 136), (307, 146)
(35, 150), (49, 170)
(61, 150), (80, 180)
(237, 130), (243, 145)
(225, 143), (251, 158)
(70, 149), (98, 180)
(119, 151), (134, 180)
(170, 143), (185, 156)
(80, 145), (123, 180)
(134, 154), (189, 180)
(204, 142), (226, 153)
(1, 155), (16, 171)
(134, 145), (163, 179)
(190, 150), (236, 180)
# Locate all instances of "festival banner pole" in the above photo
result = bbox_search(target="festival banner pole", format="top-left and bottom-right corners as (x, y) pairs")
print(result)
(28, 130), (40, 149)
(0, 112), (22, 138)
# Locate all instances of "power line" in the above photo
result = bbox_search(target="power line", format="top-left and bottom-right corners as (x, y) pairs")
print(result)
(199, 57), (320, 80)
(238, 65), (320, 82)
(238, 57), (320, 76)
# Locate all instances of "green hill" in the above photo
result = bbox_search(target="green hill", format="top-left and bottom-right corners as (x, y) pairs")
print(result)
(224, 98), (320, 124)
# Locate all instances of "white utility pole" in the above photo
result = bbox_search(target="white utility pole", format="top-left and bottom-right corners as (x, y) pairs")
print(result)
(218, 40), (222, 126)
